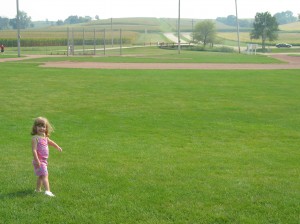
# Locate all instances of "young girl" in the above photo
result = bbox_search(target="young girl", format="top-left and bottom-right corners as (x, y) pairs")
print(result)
(31, 117), (62, 197)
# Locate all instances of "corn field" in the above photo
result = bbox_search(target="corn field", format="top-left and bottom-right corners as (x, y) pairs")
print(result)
(0, 28), (137, 55)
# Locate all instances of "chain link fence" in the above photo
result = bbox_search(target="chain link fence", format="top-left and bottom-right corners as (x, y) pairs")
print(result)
(0, 27), (128, 56)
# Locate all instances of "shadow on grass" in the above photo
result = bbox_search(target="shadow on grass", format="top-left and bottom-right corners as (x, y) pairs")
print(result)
(0, 189), (34, 199)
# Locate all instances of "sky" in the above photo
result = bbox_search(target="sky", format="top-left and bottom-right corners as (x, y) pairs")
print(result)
(1, 0), (299, 21)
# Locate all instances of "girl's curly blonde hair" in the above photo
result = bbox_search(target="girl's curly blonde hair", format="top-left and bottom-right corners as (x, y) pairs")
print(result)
(31, 117), (54, 137)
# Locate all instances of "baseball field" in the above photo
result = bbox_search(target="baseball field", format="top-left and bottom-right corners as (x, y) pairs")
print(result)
(0, 48), (299, 223)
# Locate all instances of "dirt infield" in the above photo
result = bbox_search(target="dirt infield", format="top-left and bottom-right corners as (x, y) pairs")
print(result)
(1, 54), (300, 70)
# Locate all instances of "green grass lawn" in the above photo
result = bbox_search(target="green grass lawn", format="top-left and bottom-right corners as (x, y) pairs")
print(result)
(0, 61), (299, 223)
(269, 47), (300, 54)
(0, 54), (19, 58)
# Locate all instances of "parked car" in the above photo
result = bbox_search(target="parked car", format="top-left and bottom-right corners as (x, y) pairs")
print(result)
(276, 43), (292, 48)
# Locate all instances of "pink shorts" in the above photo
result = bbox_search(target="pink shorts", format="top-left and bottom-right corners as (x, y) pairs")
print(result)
(33, 160), (48, 176)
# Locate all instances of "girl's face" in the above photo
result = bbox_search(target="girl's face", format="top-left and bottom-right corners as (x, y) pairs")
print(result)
(36, 124), (46, 136)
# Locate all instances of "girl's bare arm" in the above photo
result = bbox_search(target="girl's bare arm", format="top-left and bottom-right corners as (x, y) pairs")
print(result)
(48, 138), (62, 152)
(32, 137), (40, 166)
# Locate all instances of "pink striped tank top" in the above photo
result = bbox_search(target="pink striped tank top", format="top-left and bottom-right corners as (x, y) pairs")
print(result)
(36, 136), (49, 160)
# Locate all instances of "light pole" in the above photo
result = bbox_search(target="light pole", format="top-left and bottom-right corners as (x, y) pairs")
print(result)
(16, 0), (21, 57)
(177, 0), (181, 54)
(111, 18), (113, 48)
(191, 19), (194, 42)
(234, 0), (241, 53)
(263, 13), (267, 52)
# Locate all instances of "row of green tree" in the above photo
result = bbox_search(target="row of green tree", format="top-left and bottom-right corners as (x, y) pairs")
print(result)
(216, 16), (251, 28)
(0, 11), (33, 30)
(192, 12), (286, 52)
(1, 10), (299, 31)
(216, 10), (298, 28)
(56, 15), (93, 26)
(0, 12), (96, 30)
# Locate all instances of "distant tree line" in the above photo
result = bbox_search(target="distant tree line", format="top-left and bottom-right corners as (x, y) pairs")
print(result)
(216, 15), (252, 28)
(273, 11), (297, 24)
(217, 11), (298, 28)
(0, 11), (33, 30)
(56, 15), (93, 26)
(1, 9), (298, 31)
(0, 13), (97, 30)
(0, 16), (10, 30)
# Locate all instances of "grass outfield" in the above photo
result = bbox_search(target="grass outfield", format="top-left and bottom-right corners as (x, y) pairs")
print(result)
(17, 47), (283, 64)
(0, 62), (299, 223)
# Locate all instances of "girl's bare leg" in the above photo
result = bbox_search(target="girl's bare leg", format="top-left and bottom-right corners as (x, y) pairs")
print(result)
(42, 175), (50, 192)
(36, 176), (43, 191)
(42, 175), (55, 196)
